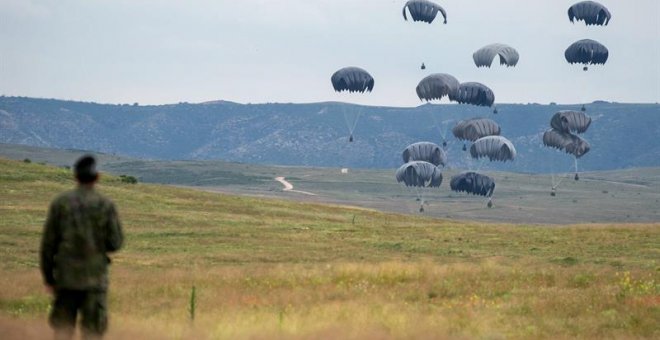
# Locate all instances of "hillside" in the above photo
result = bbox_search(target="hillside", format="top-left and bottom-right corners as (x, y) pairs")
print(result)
(2, 144), (659, 224)
(0, 158), (659, 339)
(1, 96), (659, 172)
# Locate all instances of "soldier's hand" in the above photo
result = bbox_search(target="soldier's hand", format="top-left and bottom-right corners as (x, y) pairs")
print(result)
(44, 284), (54, 296)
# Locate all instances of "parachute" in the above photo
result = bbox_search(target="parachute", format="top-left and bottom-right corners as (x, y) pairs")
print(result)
(568, 1), (611, 26)
(402, 0), (447, 24)
(416, 73), (459, 102)
(473, 43), (519, 68)
(402, 142), (447, 167)
(542, 129), (591, 159)
(450, 171), (495, 198)
(331, 67), (374, 93)
(396, 160), (443, 212)
(395, 161), (443, 188)
(470, 136), (516, 162)
(331, 67), (374, 142)
(550, 110), (592, 134)
(452, 118), (500, 142)
(454, 82), (495, 107)
(565, 39), (609, 71)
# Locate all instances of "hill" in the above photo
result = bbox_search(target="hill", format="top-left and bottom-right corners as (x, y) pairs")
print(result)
(2, 143), (659, 224)
(1, 96), (659, 172)
(0, 158), (658, 339)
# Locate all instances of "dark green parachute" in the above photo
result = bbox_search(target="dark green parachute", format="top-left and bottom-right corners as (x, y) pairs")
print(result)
(565, 39), (608, 70)
(395, 161), (443, 188)
(402, 142), (447, 167)
(568, 1), (611, 26)
(416, 73), (459, 102)
(452, 118), (500, 142)
(402, 0), (447, 24)
(455, 82), (495, 107)
(542, 129), (591, 158)
(550, 110), (592, 134)
(470, 136), (516, 162)
(473, 43), (519, 68)
(331, 67), (374, 93)
(450, 171), (495, 197)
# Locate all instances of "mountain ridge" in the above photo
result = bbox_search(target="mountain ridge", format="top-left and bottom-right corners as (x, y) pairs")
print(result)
(1, 96), (658, 172)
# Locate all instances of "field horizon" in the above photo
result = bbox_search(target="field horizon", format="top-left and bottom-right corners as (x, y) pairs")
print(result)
(2, 142), (659, 225)
(0, 157), (658, 339)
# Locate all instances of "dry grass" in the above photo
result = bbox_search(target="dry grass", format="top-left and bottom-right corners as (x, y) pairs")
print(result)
(0, 158), (658, 339)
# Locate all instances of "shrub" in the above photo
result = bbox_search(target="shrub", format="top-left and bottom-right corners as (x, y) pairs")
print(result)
(119, 175), (138, 184)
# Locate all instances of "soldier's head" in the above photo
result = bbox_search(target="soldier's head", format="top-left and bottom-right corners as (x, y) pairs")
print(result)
(74, 154), (99, 184)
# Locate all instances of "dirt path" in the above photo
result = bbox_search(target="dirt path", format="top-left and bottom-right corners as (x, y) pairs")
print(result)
(274, 177), (317, 196)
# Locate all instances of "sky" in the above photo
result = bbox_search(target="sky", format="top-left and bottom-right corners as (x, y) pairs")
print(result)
(0, 0), (658, 107)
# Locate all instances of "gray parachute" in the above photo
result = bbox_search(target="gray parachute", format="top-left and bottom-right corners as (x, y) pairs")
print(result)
(416, 73), (459, 102)
(396, 161), (443, 188)
(550, 110), (592, 134)
(402, 142), (447, 167)
(542, 129), (591, 158)
(473, 43), (519, 68)
(454, 82), (495, 107)
(565, 39), (609, 67)
(402, 0), (447, 24)
(452, 118), (500, 142)
(450, 171), (495, 197)
(331, 67), (374, 93)
(568, 1), (611, 26)
(470, 136), (516, 162)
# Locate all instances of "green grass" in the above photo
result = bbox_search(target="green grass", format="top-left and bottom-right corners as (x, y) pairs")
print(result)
(0, 157), (659, 339)
(3, 143), (660, 224)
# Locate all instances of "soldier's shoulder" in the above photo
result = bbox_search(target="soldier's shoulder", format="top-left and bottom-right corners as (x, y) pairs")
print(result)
(92, 190), (116, 208)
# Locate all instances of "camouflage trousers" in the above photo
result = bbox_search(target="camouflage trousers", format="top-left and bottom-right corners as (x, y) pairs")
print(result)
(49, 289), (108, 340)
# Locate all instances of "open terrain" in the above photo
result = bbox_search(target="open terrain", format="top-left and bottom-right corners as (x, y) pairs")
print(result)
(0, 158), (658, 339)
(2, 143), (660, 224)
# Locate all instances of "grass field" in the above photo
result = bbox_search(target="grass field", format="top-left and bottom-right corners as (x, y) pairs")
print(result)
(3, 143), (660, 224)
(0, 157), (658, 339)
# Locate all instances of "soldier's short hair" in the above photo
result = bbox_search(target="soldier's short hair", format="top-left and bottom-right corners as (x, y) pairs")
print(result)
(74, 155), (98, 183)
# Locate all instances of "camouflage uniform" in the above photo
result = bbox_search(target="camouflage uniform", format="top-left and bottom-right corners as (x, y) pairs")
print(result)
(40, 186), (123, 339)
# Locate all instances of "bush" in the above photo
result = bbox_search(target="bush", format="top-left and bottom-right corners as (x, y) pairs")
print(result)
(23, 158), (31, 163)
(119, 175), (138, 184)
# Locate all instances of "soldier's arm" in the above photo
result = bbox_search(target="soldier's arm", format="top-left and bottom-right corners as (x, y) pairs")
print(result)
(105, 202), (124, 252)
(40, 200), (60, 286)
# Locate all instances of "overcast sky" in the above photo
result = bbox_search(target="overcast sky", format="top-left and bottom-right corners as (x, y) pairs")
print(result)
(1, 0), (658, 107)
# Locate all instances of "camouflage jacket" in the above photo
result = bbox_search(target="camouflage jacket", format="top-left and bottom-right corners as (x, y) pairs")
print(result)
(40, 186), (123, 291)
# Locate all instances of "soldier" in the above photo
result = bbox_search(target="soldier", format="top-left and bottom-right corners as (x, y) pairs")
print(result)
(40, 155), (124, 339)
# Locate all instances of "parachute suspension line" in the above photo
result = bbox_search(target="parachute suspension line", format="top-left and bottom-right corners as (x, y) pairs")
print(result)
(343, 106), (363, 142)
(474, 158), (487, 173)
(580, 68), (589, 112)
(554, 163), (578, 192)
(429, 111), (448, 147)
(415, 187), (426, 213)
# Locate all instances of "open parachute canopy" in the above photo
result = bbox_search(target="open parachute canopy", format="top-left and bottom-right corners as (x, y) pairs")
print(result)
(455, 82), (495, 107)
(470, 136), (517, 162)
(452, 118), (501, 142)
(450, 171), (495, 197)
(416, 73), (459, 102)
(550, 110), (592, 134)
(473, 43), (519, 68)
(402, 142), (447, 167)
(402, 0), (447, 24)
(568, 1), (611, 26)
(565, 39), (609, 67)
(331, 67), (374, 93)
(395, 161), (443, 188)
(543, 129), (591, 158)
